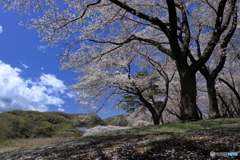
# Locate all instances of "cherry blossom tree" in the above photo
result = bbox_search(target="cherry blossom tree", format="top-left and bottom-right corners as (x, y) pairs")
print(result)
(216, 51), (240, 117)
(70, 52), (175, 125)
(188, 12), (238, 119)
(2, 0), (239, 121)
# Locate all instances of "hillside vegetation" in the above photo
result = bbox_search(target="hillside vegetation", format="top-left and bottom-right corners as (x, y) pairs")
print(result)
(102, 115), (129, 126)
(0, 110), (105, 141)
(0, 118), (239, 159)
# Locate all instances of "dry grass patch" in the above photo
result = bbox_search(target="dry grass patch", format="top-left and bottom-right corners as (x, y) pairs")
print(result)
(0, 137), (74, 149)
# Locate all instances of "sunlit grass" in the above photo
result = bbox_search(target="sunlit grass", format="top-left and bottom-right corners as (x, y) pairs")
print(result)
(95, 118), (240, 137)
(0, 136), (74, 148)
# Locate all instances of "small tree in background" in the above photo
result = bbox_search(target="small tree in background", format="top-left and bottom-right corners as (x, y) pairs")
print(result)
(119, 70), (171, 124)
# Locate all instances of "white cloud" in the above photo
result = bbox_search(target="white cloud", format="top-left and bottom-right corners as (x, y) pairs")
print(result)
(37, 45), (47, 53)
(0, 60), (67, 112)
(66, 91), (77, 99)
(20, 61), (29, 69)
(58, 107), (65, 112)
(41, 67), (44, 70)
(40, 74), (67, 94)
(0, 26), (3, 34)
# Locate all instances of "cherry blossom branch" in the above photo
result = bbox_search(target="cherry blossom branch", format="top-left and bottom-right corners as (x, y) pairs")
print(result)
(108, 0), (169, 37)
(205, 0), (218, 15)
(180, 2), (191, 52)
(86, 35), (174, 59)
(220, 0), (237, 32)
(191, 0), (237, 74)
(54, 0), (102, 30)
(219, 78), (240, 105)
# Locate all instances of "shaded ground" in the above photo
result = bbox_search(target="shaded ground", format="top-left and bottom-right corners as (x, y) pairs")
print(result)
(0, 118), (239, 159)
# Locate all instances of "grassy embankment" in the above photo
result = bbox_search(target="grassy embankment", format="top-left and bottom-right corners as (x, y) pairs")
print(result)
(0, 118), (239, 159)
(102, 115), (129, 126)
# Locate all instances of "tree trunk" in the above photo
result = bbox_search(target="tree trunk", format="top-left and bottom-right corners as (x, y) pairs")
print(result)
(206, 79), (221, 118)
(137, 91), (160, 125)
(179, 71), (201, 121)
(152, 113), (160, 125)
(159, 108), (165, 124)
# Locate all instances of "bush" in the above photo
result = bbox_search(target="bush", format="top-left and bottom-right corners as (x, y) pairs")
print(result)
(0, 122), (10, 141)
(73, 132), (83, 137)
(54, 132), (74, 137)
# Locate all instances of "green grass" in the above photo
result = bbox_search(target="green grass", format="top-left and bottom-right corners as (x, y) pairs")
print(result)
(0, 137), (74, 148)
(95, 118), (240, 137)
(103, 115), (129, 126)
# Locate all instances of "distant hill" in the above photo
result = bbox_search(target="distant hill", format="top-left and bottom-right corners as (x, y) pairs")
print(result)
(0, 110), (138, 141)
(103, 115), (129, 126)
(69, 113), (105, 127)
(0, 110), (105, 141)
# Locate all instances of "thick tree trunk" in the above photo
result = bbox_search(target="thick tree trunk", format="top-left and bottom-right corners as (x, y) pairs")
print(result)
(206, 79), (221, 118)
(179, 71), (201, 121)
(152, 113), (160, 125)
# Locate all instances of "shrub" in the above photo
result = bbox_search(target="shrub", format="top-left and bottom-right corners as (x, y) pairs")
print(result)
(73, 132), (83, 137)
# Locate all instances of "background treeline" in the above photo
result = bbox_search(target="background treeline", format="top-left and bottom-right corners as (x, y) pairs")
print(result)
(0, 110), (105, 141)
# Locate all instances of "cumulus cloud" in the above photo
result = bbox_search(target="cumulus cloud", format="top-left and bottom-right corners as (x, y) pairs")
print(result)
(40, 74), (67, 94)
(20, 61), (29, 69)
(37, 45), (47, 53)
(0, 60), (67, 112)
(58, 107), (65, 112)
(0, 26), (2, 34)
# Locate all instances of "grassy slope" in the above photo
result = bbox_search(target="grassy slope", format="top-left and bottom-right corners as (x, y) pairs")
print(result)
(0, 118), (239, 159)
(1, 110), (105, 127)
(103, 115), (129, 126)
(0, 110), (105, 141)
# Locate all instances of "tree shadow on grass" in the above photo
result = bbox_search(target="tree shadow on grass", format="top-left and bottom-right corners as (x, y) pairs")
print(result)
(130, 135), (239, 160)
(88, 124), (240, 160)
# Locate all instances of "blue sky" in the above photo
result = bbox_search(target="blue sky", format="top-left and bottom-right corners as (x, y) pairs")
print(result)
(0, 6), (126, 119)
